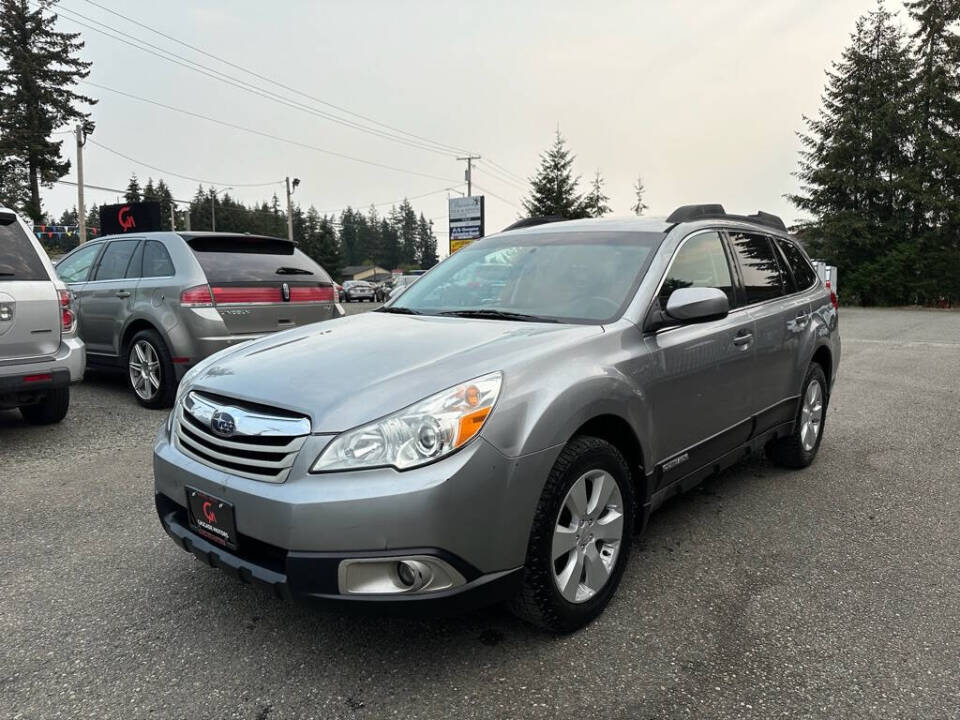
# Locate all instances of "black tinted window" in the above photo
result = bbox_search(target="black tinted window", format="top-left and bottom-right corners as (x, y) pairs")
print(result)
(143, 241), (175, 277)
(57, 243), (101, 283)
(729, 232), (785, 304)
(94, 240), (139, 281)
(659, 232), (734, 310)
(125, 241), (143, 279)
(776, 238), (818, 290)
(0, 215), (47, 281)
(190, 241), (329, 283)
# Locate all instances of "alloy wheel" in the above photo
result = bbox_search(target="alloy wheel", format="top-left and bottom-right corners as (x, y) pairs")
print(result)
(129, 340), (161, 401)
(551, 469), (625, 604)
(799, 379), (824, 452)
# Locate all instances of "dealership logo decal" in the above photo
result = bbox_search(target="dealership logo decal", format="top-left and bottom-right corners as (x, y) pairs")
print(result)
(202, 500), (217, 523)
(117, 205), (136, 231)
(210, 410), (236, 437)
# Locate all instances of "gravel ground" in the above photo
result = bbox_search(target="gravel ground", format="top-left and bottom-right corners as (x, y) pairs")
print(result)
(1, 306), (959, 719)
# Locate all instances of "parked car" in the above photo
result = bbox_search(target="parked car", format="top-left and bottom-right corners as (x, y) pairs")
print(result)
(153, 206), (840, 632)
(0, 206), (84, 424)
(55, 231), (341, 409)
(341, 280), (376, 302)
(388, 274), (419, 300)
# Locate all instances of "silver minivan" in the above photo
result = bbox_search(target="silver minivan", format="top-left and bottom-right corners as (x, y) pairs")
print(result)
(0, 207), (84, 424)
(56, 232), (341, 408)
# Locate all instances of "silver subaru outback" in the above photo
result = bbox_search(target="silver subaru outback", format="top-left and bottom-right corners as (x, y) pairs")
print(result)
(154, 206), (840, 632)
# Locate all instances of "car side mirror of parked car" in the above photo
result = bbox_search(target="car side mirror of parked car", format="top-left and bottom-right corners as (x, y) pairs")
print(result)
(664, 287), (729, 324)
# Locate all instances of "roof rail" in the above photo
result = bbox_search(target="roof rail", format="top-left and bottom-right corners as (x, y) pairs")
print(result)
(666, 205), (787, 232)
(502, 216), (567, 232)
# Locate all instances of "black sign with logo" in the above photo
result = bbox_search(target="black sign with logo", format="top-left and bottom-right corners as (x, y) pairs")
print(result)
(99, 201), (162, 235)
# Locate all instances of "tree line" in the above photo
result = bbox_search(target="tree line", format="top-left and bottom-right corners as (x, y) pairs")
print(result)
(51, 174), (440, 278)
(792, 0), (960, 305)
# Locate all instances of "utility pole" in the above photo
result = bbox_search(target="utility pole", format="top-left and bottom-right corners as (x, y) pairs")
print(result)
(456, 155), (480, 196)
(184, 207), (191, 231)
(170, 203), (176, 231)
(285, 177), (300, 243)
(75, 124), (87, 243)
(210, 189), (216, 231)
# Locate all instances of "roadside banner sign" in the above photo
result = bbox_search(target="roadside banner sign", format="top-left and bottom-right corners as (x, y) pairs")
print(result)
(99, 202), (162, 235)
(449, 196), (484, 253)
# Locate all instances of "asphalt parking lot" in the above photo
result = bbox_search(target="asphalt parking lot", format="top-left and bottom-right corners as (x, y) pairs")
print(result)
(2, 306), (959, 719)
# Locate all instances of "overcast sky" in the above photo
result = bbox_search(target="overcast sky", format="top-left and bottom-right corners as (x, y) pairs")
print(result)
(44, 0), (880, 255)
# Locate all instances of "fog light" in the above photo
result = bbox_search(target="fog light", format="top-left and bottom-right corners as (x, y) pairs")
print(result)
(338, 555), (465, 595)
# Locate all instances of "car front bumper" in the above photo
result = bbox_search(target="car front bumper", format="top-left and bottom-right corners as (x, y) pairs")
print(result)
(153, 425), (561, 611)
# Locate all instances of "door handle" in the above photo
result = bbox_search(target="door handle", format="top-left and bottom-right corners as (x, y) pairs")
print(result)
(733, 330), (753, 347)
(115, 291), (131, 298)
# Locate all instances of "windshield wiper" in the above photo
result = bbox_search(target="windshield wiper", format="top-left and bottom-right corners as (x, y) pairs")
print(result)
(276, 267), (312, 275)
(377, 306), (424, 315)
(437, 309), (558, 323)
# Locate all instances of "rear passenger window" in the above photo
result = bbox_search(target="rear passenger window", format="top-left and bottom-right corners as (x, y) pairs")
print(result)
(0, 214), (47, 281)
(729, 232), (786, 304)
(776, 238), (818, 291)
(659, 231), (734, 310)
(94, 240), (139, 281)
(143, 241), (175, 277)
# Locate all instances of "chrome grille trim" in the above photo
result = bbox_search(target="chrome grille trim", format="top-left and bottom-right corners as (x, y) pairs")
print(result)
(174, 391), (310, 483)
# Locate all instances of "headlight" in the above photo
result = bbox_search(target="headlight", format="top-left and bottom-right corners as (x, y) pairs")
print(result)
(312, 371), (502, 472)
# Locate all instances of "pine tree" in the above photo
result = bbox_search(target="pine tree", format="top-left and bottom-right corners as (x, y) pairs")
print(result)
(417, 213), (438, 268)
(631, 175), (648, 216)
(395, 198), (419, 264)
(125, 174), (142, 203)
(904, 0), (960, 303)
(522, 130), (588, 219)
(0, 153), (27, 211)
(0, 0), (95, 222)
(156, 179), (174, 230)
(316, 213), (342, 276)
(789, 4), (915, 305)
(583, 170), (612, 217)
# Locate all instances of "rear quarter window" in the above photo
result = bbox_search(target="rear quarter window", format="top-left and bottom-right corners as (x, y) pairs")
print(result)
(776, 238), (818, 291)
(0, 214), (48, 281)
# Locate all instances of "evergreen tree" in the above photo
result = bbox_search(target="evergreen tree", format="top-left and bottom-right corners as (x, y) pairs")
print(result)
(315, 213), (342, 276)
(583, 170), (612, 217)
(904, 0), (960, 302)
(0, 153), (27, 211)
(417, 213), (439, 268)
(157, 179), (174, 230)
(522, 130), (588, 219)
(631, 175), (648, 216)
(789, 3), (915, 305)
(395, 198), (419, 264)
(0, 0), (95, 222)
(339, 207), (360, 266)
(125, 174), (142, 203)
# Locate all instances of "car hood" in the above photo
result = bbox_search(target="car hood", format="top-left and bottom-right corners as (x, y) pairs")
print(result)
(185, 311), (603, 431)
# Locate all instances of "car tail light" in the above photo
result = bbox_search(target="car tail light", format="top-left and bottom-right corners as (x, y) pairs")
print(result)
(211, 286), (282, 304)
(289, 286), (335, 302)
(180, 285), (214, 307)
(825, 281), (838, 310)
(59, 289), (75, 332)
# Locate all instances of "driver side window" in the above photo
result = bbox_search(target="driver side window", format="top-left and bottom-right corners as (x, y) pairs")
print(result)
(658, 232), (734, 311)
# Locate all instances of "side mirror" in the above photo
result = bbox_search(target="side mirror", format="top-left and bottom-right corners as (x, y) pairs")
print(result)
(664, 287), (729, 323)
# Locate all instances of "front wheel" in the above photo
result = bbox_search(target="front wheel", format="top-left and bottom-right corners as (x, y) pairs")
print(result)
(19, 387), (70, 425)
(766, 363), (828, 468)
(509, 436), (634, 633)
(127, 329), (176, 409)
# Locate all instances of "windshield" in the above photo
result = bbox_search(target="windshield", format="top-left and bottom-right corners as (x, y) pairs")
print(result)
(389, 230), (663, 323)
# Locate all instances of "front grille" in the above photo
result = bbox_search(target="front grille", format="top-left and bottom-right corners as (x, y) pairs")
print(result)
(173, 391), (311, 483)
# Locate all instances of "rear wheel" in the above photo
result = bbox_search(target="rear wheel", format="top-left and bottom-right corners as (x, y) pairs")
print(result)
(509, 436), (634, 633)
(19, 387), (70, 425)
(766, 363), (828, 468)
(127, 329), (176, 409)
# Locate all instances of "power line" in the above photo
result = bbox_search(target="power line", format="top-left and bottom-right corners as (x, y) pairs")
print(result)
(473, 165), (527, 191)
(471, 182), (522, 210)
(481, 158), (528, 185)
(88, 139), (282, 188)
(51, 4), (461, 159)
(55, 178), (190, 203)
(317, 185), (465, 216)
(67, 0), (476, 157)
(83, 81), (462, 185)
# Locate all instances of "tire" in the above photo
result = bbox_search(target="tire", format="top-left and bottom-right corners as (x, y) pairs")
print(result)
(766, 363), (828, 469)
(126, 329), (176, 409)
(509, 436), (634, 633)
(19, 387), (70, 425)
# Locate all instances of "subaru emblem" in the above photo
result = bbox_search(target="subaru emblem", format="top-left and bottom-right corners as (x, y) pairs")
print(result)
(210, 410), (236, 437)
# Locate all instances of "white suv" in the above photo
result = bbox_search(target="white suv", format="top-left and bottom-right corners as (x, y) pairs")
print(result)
(0, 207), (84, 424)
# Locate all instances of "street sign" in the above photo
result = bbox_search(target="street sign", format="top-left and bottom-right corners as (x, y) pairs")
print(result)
(448, 196), (484, 253)
(99, 202), (162, 235)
